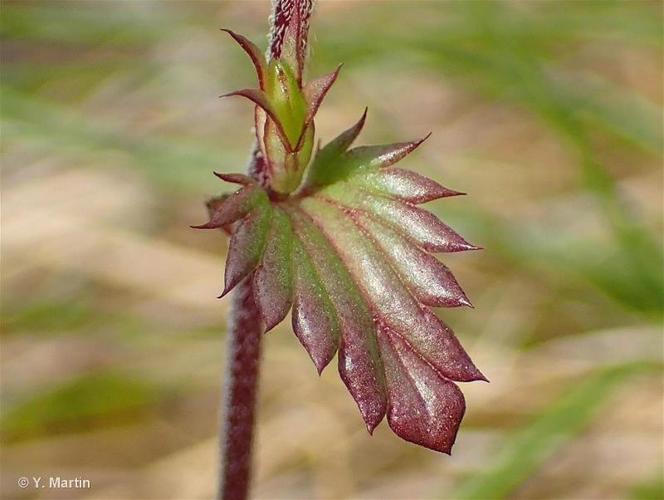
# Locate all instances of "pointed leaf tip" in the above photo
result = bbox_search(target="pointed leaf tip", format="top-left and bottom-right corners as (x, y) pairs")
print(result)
(190, 222), (216, 230)
(304, 64), (342, 125)
(290, 238), (340, 375)
(304, 108), (369, 189)
(220, 89), (293, 150)
(458, 296), (474, 308)
(352, 211), (475, 308)
(213, 172), (254, 185)
(345, 133), (429, 171)
(378, 326), (466, 454)
(457, 242), (482, 252)
(320, 107), (367, 156)
(357, 168), (465, 204)
(223, 207), (271, 295)
(220, 28), (266, 89)
(333, 107), (368, 152)
(195, 184), (267, 230)
(353, 194), (478, 253)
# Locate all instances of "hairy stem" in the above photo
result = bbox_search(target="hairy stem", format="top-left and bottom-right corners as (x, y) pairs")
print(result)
(218, 2), (314, 499)
(218, 276), (263, 500)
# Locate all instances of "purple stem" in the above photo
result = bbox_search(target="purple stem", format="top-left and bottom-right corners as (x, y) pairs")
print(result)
(217, 3), (313, 499)
(218, 276), (263, 500)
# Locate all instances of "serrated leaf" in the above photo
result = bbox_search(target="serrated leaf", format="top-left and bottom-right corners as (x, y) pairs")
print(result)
(353, 210), (472, 307)
(291, 238), (341, 373)
(355, 167), (464, 203)
(300, 196), (483, 383)
(222, 205), (271, 296)
(321, 184), (478, 252)
(306, 135), (429, 189)
(378, 323), (466, 454)
(200, 40), (485, 452)
(254, 208), (294, 331)
(287, 205), (388, 431)
(360, 194), (479, 253)
(192, 183), (267, 229)
(345, 134), (430, 171)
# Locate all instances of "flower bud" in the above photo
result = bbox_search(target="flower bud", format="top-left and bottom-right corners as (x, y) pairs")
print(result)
(222, 5), (338, 195)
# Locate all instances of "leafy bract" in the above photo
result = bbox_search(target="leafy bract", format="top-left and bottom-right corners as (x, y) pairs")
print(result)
(197, 30), (485, 454)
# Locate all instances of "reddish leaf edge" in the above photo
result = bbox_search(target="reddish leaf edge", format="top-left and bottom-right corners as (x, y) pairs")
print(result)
(288, 202), (487, 451)
(193, 167), (487, 453)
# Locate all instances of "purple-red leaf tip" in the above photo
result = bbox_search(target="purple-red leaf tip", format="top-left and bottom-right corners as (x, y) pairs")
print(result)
(213, 172), (254, 185)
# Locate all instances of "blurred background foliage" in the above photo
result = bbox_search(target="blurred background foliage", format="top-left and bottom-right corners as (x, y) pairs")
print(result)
(1, 1), (662, 499)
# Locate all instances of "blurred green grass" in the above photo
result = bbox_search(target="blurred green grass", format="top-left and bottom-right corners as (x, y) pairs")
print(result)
(453, 362), (661, 499)
(1, 1), (662, 499)
(1, 371), (166, 441)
